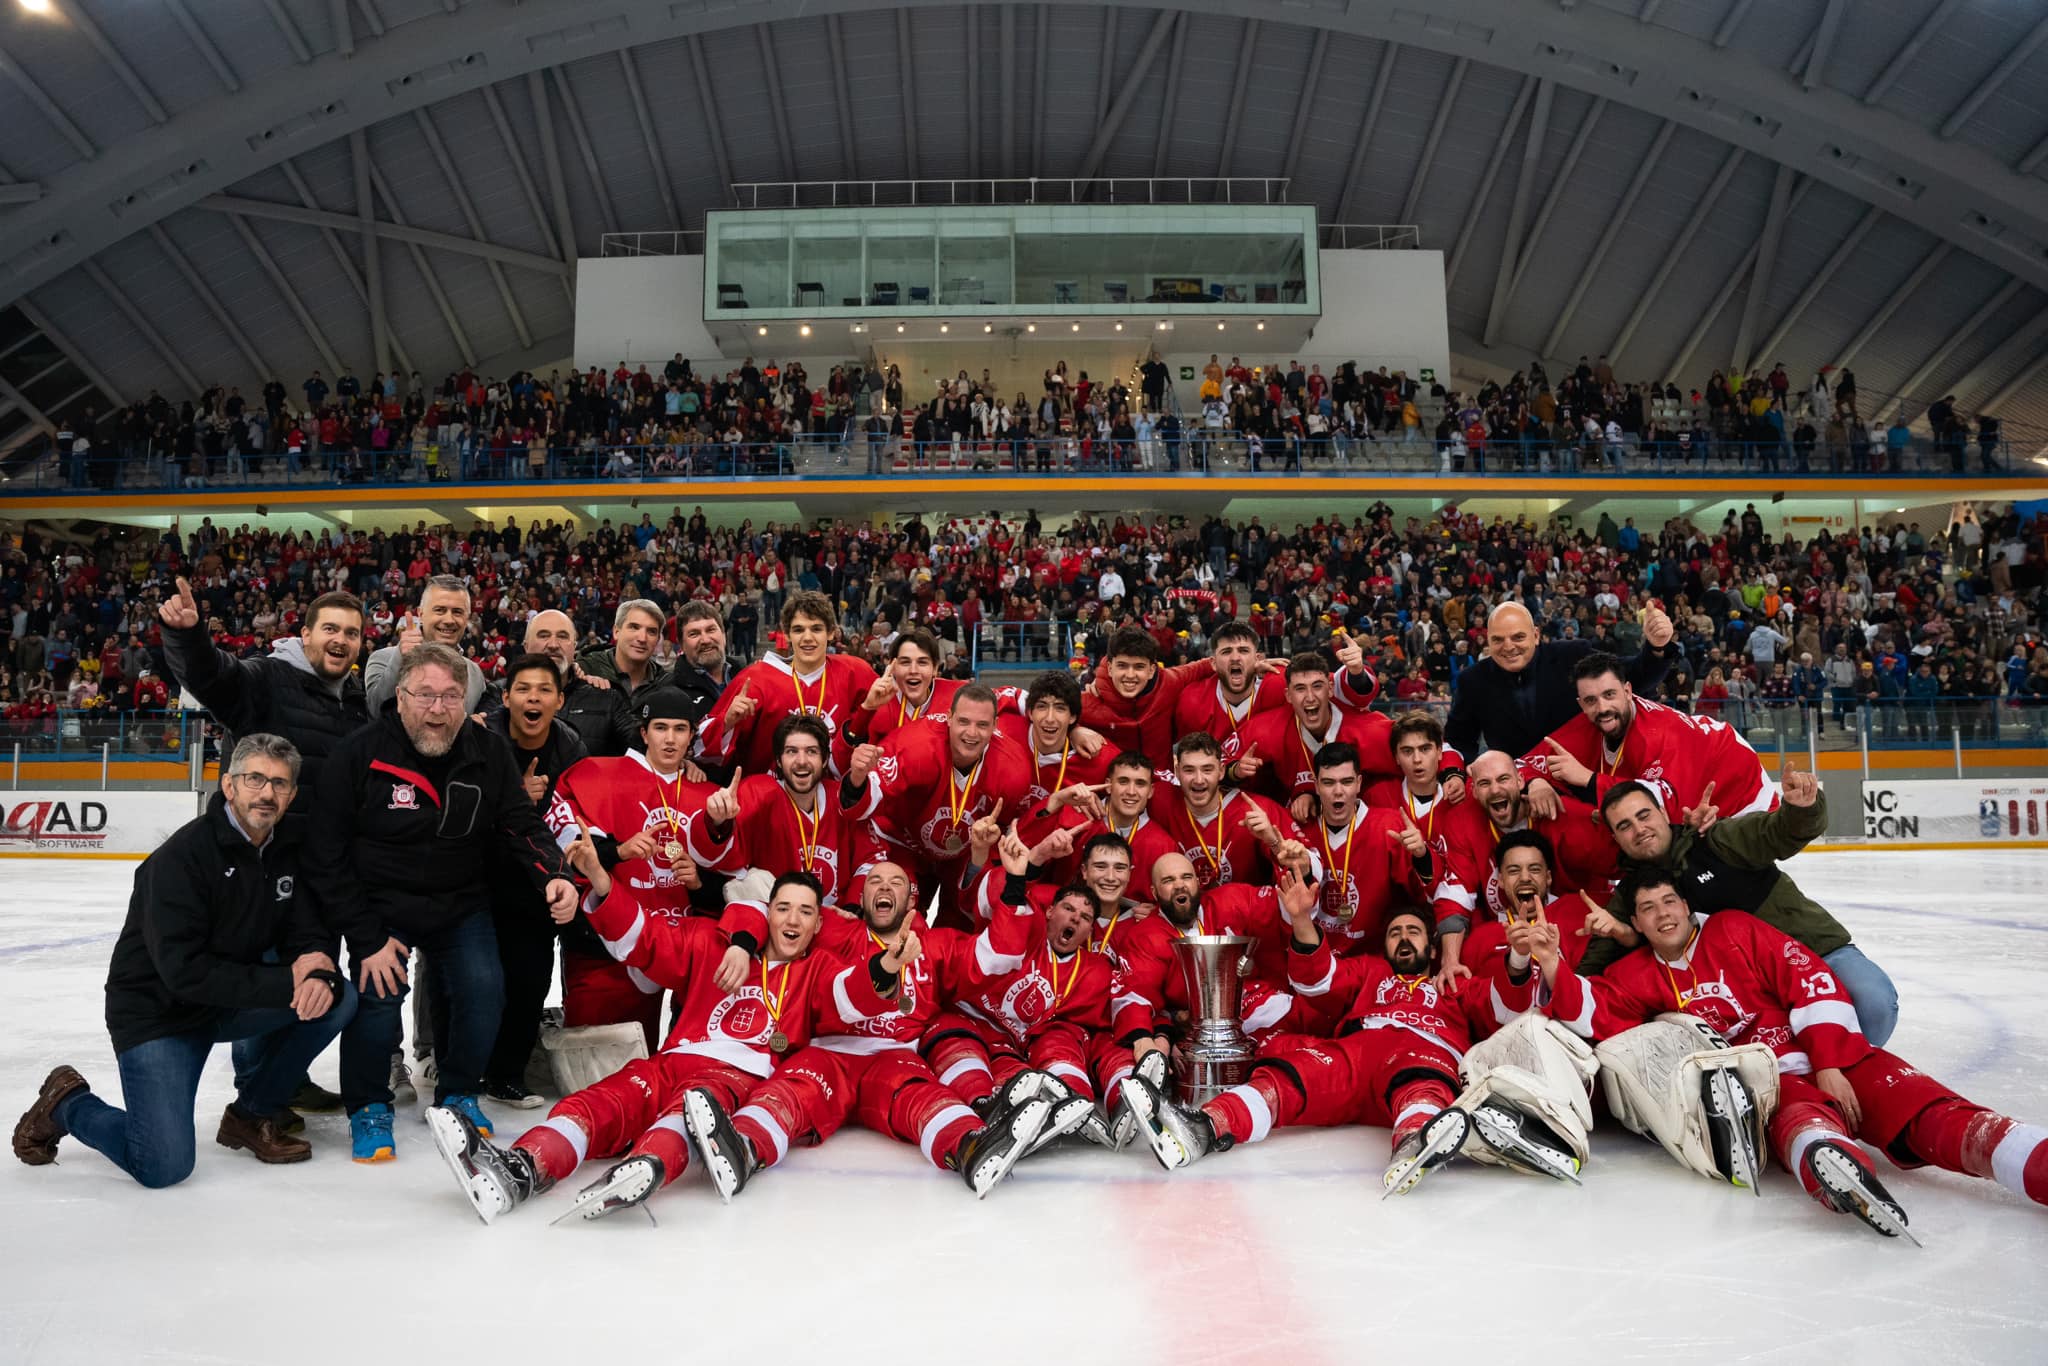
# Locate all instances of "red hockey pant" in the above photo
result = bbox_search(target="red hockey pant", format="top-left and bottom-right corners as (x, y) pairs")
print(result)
(747, 1046), (983, 1171)
(1770, 1048), (2048, 1206)
(1204, 1028), (1459, 1147)
(921, 1012), (1094, 1102)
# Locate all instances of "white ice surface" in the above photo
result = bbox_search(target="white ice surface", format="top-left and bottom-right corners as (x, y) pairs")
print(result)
(2, 850), (2045, 1366)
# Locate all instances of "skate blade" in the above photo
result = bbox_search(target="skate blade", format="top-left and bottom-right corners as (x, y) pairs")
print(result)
(1383, 1111), (1471, 1200)
(1121, 1082), (1189, 1172)
(1707, 1069), (1763, 1198)
(424, 1107), (499, 1226)
(551, 1160), (660, 1226)
(1027, 1097), (1094, 1156)
(684, 1091), (742, 1205)
(1471, 1108), (1583, 1187)
(1811, 1147), (1921, 1247)
(972, 1099), (1053, 1200)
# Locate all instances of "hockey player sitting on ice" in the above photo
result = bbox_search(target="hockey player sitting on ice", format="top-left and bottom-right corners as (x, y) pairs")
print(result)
(1151, 731), (1320, 893)
(1449, 751), (1619, 925)
(1519, 650), (1775, 827)
(1536, 867), (2048, 1239)
(1125, 892), (1578, 1194)
(842, 685), (1034, 924)
(998, 670), (1113, 813)
(1592, 770), (1900, 1046)
(1170, 621), (1290, 750)
(921, 826), (1126, 1152)
(695, 590), (880, 778)
(424, 827), (914, 1225)
(1297, 742), (1435, 961)
(688, 714), (852, 908)
(674, 859), (1058, 1201)
(544, 689), (714, 1052)
(1223, 648), (1403, 820)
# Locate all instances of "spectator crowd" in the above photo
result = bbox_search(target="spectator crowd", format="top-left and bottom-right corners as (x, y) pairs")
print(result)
(38, 342), (2019, 490)
(5, 495), (2045, 749)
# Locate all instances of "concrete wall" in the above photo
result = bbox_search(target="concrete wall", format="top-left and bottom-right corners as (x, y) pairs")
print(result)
(573, 256), (723, 372)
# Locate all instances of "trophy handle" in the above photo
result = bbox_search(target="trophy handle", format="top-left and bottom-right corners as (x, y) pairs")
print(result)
(1236, 952), (1255, 977)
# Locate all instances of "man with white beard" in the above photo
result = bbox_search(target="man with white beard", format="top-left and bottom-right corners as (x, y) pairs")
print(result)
(306, 644), (579, 1165)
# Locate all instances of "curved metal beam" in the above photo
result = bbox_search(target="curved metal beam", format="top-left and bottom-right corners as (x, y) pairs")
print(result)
(9, 0), (2048, 313)
(191, 194), (573, 277)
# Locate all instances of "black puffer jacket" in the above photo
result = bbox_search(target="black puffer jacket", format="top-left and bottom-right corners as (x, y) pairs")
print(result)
(556, 672), (640, 757)
(162, 621), (369, 811)
(104, 794), (333, 1053)
(305, 712), (566, 953)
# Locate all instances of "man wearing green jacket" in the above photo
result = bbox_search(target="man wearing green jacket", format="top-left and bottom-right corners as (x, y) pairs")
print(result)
(1585, 768), (1899, 1045)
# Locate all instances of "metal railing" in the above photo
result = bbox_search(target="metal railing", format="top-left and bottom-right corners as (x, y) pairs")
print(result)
(5, 710), (212, 775)
(727, 178), (1297, 209)
(5, 432), (2031, 496)
(598, 230), (708, 258)
(1318, 224), (1424, 250)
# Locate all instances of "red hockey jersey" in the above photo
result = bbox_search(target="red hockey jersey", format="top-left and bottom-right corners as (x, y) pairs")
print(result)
(1520, 696), (1775, 823)
(1546, 910), (1867, 1077)
(688, 776), (853, 907)
(696, 651), (881, 778)
(1148, 788), (1322, 890)
(582, 886), (894, 1078)
(1286, 932), (1532, 1063)
(844, 717), (1035, 865)
(547, 752), (717, 906)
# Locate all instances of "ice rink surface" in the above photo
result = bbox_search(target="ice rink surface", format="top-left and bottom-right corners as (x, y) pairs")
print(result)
(3, 850), (2045, 1366)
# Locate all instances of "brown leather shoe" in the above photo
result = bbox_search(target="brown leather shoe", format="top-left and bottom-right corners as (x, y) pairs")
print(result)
(216, 1103), (313, 1164)
(13, 1065), (88, 1166)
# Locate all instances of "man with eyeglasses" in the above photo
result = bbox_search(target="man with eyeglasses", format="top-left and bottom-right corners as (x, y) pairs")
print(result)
(14, 735), (356, 1186)
(306, 644), (577, 1164)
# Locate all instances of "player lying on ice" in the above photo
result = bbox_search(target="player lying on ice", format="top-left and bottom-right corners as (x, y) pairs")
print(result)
(1537, 856), (2048, 1240)
(423, 823), (922, 1224)
(1125, 876), (1597, 1196)
(668, 851), (1073, 1205)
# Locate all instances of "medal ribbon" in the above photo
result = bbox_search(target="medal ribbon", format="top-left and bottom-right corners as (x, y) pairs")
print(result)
(650, 768), (687, 852)
(1659, 925), (1704, 1010)
(1405, 786), (1438, 844)
(1320, 815), (1356, 903)
(947, 758), (984, 829)
(792, 667), (821, 717)
(1184, 797), (1224, 881)
(759, 958), (792, 1036)
(787, 790), (821, 874)
(1046, 946), (1083, 1008)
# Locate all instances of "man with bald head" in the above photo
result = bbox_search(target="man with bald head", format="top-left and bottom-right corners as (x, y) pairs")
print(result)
(525, 609), (637, 757)
(1443, 598), (1675, 759)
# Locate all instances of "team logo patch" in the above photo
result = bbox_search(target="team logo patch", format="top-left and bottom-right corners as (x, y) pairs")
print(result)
(275, 876), (294, 900)
(388, 783), (418, 811)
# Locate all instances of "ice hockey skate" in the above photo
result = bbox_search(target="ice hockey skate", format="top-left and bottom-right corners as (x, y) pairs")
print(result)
(1381, 1107), (1472, 1198)
(952, 1096), (1053, 1198)
(1468, 1100), (1584, 1185)
(1803, 1139), (1919, 1245)
(425, 1104), (549, 1225)
(555, 1154), (666, 1226)
(683, 1087), (757, 1204)
(1122, 1074), (1230, 1171)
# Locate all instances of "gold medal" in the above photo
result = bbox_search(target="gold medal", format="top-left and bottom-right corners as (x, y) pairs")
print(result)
(769, 1031), (790, 1053)
(661, 839), (685, 864)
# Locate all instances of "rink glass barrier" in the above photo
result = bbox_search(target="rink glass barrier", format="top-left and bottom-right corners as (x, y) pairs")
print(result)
(10, 703), (2042, 780)
(0, 433), (2028, 495)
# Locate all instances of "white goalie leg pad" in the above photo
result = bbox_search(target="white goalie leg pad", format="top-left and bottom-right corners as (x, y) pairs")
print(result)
(1453, 1014), (1598, 1170)
(722, 867), (776, 905)
(540, 1022), (651, 1096)
(1593, 1013), (1780, 1182)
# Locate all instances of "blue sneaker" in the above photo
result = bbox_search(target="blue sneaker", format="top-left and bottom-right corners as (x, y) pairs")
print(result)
(440, 1093), (494, 1140)
(350, 1103), (395, 1164)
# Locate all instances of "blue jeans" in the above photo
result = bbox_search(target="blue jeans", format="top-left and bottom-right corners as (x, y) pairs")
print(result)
(56, 990), (359, 1188)
(1824, 944), (1898, 1048)
(339, 910), (502, 1110)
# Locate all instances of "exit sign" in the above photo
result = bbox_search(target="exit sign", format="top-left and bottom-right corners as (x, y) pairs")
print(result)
(1179, 366), (1195, 381)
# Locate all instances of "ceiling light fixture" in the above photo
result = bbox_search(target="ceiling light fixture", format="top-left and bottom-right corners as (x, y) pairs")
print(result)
(799, 324), (812, 337)
(18, 0), (54, 14)
(1256, 321), (1266, 331)
(940, 323), (949, 332)
(1071, 323), (1080, 332)
(757, 325), (768, 336)
(983, 323), (992, 333)
(896, 323), (905, 333)
(1026, 323), (1036, 333)
(1114, 322), (1123, 331)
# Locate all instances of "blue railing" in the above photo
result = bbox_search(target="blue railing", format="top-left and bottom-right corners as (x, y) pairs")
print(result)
(3, 709), (213, 764)
(4, 432), (2029, 495)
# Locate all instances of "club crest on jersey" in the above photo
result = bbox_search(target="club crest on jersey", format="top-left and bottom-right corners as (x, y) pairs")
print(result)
(707, 989), (769, 1042)
(388, 783), (417, 811)
(920, 810), (971, 857)
(1376, 975), (1439, 1008)
(1001, 974), (1057, 1028)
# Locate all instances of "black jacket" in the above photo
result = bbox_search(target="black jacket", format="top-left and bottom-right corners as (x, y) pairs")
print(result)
(1444, 637), (1674, 759)
(305, 713), (566, 953)
(666, 656), (741, 727)
(485, 710), (587, 909)
(556, 671), (639, 758)
(575, 645), (673, 713)
(104, 794), (332, 1054)
(161, 621), (369, 810)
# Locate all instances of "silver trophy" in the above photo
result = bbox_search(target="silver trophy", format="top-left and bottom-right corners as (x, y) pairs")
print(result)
(1170, 934), (1256, 1106)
